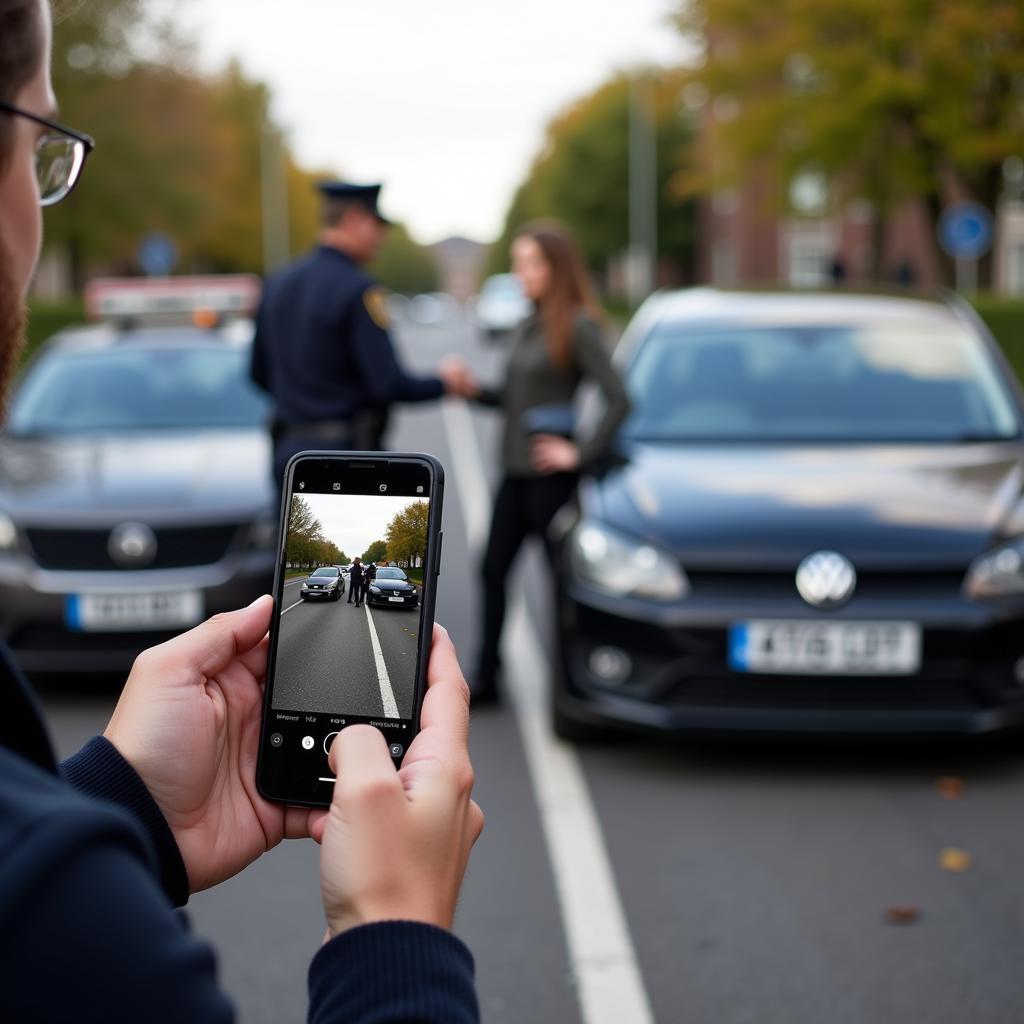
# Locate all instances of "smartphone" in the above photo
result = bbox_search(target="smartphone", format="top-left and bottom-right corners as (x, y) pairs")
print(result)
(257, 451), (444, 807)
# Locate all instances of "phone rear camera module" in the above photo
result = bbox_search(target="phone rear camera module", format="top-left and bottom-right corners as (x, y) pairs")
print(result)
(332, 483), (341, 491)
(379, 484), (387, 493)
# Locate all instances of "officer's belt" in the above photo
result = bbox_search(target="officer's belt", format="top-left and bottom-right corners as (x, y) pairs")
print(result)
(276, 419), (354, 442)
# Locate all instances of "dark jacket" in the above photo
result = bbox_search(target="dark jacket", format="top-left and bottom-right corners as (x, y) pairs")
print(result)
(349, 563), (365, 585)
(251, 246), (443, 429)
(0, 642), (478, 1023)
(476, 310), (631, 476)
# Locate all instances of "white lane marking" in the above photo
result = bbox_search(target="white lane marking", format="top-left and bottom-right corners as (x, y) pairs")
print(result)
(280, 597), (304, 616)
(439, 398), (654, 1024)
(364, 602), (400, 719)
(284, 578), (305, 587)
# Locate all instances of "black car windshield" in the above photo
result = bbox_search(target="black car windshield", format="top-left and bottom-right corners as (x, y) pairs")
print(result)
(375, 568), (407, 580)
(622, 322), (1021, 443)
(8, 343), (269, 433)
(311, 568), (338, 577)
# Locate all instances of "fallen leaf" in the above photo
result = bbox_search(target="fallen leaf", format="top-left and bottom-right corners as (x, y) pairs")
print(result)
(936, 777), (964, 799)
(884, 904), (921, 925)
(939, 847), (973, 872)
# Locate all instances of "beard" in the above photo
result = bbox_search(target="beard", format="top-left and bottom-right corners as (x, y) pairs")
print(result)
(0, 233), (26, 425)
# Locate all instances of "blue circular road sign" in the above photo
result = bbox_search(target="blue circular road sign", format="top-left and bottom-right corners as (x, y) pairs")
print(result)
(938, 202), (993, 260)
(137, 233), (178, 277)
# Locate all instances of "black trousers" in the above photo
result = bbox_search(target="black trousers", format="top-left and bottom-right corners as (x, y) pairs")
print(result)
(477, 473), (578, 681)
(348, 580), (363, 604)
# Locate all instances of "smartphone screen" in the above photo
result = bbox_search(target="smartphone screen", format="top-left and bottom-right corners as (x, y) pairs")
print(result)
(257, 452), (443, 807)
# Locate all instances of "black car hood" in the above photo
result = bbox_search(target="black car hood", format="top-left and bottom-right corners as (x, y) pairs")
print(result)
(587, 441), (1024, 570)
(0, 431), (273, 524)
(374, 579), (413, 591)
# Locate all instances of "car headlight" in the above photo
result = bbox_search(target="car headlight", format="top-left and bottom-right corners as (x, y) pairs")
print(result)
(964, 537), (1024, 599)
(370, 586), (382, 594)
(569, 519), (689, 601)
(0, 512), (15, 551)
(301, 583), (309, 590)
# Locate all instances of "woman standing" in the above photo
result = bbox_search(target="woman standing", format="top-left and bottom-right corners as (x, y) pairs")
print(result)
(464, 221), (631, 703)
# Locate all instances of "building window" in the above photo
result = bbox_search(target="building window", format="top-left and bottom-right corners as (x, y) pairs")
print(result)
(788, 238), (829, 287)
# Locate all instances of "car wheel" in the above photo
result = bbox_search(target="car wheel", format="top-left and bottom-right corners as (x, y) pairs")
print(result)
(332, 588), (341, 601)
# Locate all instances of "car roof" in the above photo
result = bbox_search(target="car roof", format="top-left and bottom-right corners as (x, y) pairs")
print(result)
(39, 320), (254, 356)
(644, 287), (966, 328)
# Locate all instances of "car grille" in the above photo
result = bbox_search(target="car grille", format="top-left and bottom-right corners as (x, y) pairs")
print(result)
(24, 524), (240, 571)
(686, 569), (966, 599)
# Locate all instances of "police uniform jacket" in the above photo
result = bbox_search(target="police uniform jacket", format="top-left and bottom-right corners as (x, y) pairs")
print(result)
(0, 640), (478, 1022)
(251, 246), (444, 429)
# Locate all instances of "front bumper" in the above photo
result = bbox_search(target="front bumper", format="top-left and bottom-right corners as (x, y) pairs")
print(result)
(555, 580), (1024, 737)
(0, 549), (276, 674)
(301, 588), (337, 599)
(367, 589), (419, 608)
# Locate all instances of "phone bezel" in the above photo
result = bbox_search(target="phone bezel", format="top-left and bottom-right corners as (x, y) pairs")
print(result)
(256, 450), (444, 808)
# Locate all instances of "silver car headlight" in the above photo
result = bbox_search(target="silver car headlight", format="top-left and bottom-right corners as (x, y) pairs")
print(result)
(964, 537), (1024, 599)
(370, 586), (382, 594)
(569, 519), (689, 601)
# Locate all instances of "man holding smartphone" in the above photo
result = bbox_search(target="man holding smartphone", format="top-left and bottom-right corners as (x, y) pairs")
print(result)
(0, 3), (483, 1021)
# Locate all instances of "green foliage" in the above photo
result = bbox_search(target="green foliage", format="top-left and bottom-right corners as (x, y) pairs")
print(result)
(368, 224), (438, 295)
(285, 496), (342, 568)
(361, 539), (388, 565)
(972, 296), (1024, 382)
(44, 0), (325, 284)
(487, 71), (697, 284)
(384, 501), (429, 568)
(23, 299), (86, 365)
(674, 0), (1024, 284)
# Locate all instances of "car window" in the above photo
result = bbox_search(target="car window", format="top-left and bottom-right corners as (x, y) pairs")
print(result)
(622, 322), (1021, 443)
(8, 343), (270, 433)
(375, 568), (407, 580)
(311, 567), (338, 576)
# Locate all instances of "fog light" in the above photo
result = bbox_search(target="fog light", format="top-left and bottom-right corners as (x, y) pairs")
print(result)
(589, 646), (632, 684)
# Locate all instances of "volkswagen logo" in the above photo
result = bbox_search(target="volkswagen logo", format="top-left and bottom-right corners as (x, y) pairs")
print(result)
(795, 550), (856, 609)
(108, 522), (157, 568)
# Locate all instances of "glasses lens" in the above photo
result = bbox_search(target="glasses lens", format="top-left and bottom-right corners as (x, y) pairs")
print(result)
(35, 135), (84, 206)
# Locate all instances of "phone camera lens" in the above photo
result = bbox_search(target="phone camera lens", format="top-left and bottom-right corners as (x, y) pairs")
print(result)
(379, 484), (387, 493)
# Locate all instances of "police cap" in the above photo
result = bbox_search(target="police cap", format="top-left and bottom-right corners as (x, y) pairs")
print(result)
(316, 181), (391, 225)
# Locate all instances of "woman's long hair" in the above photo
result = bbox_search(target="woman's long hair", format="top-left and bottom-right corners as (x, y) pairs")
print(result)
(515, 220), (602, 370)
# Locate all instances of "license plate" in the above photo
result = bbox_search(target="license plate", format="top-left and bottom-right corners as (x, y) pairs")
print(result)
(388, 596), (405, 603)
(67, 590), (204, 632)
(729, 620), (921, 675)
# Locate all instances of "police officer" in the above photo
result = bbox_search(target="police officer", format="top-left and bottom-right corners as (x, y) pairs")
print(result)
(251, 181), (466, 482)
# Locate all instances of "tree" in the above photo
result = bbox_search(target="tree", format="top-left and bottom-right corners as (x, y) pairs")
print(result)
(285, 495), (325, 567)
(673, 0), (1024, 286)
(384, 502), (429, 568)
(362, 540), (388, 565)
(487, 70), (698, 288)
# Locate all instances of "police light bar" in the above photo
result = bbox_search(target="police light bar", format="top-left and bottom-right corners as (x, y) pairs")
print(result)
(85, 275), (262, 320)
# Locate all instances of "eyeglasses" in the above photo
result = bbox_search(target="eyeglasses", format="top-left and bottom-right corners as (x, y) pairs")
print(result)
(0, 100), (94, 206)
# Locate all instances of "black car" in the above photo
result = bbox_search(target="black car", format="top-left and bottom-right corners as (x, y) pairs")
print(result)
(553, 288), (1024, 740)
(0, 311), (275, 673)
(300, 566), (343, 601)
(366, 567), (419, 609)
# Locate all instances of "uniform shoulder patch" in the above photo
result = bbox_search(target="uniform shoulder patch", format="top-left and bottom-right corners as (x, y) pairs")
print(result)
(363, 287), (391, 329)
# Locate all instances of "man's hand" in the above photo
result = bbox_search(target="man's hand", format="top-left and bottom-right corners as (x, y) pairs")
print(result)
(439, 355), (478, 398)
(531, 434), (580, 474)
(104, 596), (317, 893)
(314, 624), (484, 937)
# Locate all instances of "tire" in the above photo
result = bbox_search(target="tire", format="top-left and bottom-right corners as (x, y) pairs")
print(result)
(332, 588), (341, 601)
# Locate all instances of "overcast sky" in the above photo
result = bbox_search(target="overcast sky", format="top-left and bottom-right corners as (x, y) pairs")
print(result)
(296, 492), (423, 559)
(176, 0), (686, 244)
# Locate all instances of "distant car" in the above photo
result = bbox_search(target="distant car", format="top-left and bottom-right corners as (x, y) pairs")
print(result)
(553, 287), (1024, 740)
(0, 277), (276, 674)
(408, 293), (458, 327)
(366, 567), (419, 609)
(300, 566), (343, 601)
(476, 273), (529, 340)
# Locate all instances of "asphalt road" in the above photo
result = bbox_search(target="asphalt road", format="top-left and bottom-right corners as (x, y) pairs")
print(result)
(273, 579), (419, 718)
(37, 313), (1024, 1024)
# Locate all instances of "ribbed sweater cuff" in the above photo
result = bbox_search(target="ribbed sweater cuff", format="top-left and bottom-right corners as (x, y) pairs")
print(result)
(309, 921), (478, 1024)
(61, 735), (190, 907)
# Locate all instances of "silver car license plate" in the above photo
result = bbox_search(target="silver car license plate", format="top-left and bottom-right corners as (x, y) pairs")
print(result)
(729, 620), (921, 675)
(67, 590), (204, 632)
(388, 596), (404, 603)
